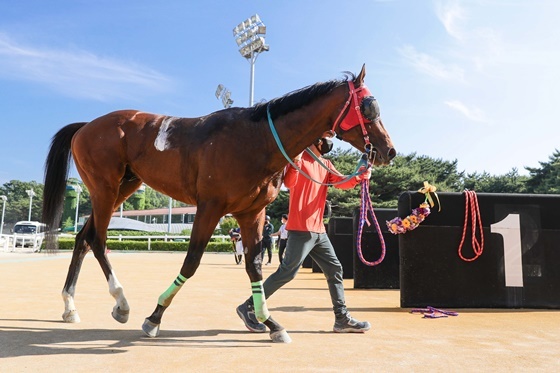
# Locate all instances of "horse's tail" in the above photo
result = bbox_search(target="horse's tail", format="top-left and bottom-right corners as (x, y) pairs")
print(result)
(42, 122), (87, 250)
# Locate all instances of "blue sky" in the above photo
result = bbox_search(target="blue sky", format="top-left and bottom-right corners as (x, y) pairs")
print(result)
(1, 0), (559, 185)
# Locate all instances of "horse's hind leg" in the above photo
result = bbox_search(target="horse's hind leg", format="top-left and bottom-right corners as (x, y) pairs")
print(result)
(100, 179), (143, 323)
(61, 218), (93, 323)
(66, 175), (139, 324)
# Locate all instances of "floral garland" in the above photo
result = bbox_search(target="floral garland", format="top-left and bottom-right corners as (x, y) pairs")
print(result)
(386, 181), (440, 235)
(386, 202), (431, 234)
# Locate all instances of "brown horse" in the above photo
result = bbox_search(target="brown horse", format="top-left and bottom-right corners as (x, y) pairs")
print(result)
(42, 64), (395, 343)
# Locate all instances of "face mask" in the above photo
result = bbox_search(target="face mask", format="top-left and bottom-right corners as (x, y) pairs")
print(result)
(317, 137), (333, 155)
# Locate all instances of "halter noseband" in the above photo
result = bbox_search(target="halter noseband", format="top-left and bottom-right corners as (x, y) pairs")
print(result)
(330, 80), (376, 157)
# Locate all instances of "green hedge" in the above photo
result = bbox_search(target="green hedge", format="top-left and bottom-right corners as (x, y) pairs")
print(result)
(54, 238), (233, 252)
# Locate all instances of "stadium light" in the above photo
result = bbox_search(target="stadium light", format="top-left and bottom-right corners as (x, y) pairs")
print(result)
(215, 84), (234, 108)
(233, 14), (269, 106)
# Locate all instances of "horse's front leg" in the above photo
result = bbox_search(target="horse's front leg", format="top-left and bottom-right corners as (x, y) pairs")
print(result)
(238, 213), (292, 343)
(250, 279), (292, 343)
(142, 206), (221, 338)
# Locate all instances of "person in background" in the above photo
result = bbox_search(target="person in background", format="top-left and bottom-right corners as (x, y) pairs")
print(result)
(237, 134), (372, 333)
(271, 214), (288, 265)
(229, 227), (244, 265)
(261, 215), (274, 266)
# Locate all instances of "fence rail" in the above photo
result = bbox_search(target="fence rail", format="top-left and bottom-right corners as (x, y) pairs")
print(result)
(0, 233), (232, 252)
(0, 233), (43, 252)
(105, 234), (231, 251)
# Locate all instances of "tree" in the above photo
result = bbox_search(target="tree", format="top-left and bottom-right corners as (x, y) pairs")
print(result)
(62, 216), (74, 231)
(265, 189), (289, 227)
(0, 180), (44, 223)
(325, 149), (365, 215)
(144, 186), (173, 209)
(327, 150), (465, 211)
(219, 216), (239, 235)
(525, 149), (560, 194)
(462, 169), (528, 193)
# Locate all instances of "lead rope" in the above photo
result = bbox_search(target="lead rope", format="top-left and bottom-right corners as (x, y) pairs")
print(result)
(458, 190), (484, 262)
(356, 179), (386, 266)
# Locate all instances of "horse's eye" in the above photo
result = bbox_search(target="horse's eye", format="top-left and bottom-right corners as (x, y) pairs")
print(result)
(360, 96), (380, 121)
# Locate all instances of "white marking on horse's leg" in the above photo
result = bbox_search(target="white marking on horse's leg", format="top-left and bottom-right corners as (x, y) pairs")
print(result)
(62, 289), (80, 323)
(154, 116), (175, 151)
(109, 271), (130, 323)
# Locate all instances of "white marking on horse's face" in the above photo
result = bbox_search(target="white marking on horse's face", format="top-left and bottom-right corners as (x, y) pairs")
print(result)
(154, 117), (175, 151)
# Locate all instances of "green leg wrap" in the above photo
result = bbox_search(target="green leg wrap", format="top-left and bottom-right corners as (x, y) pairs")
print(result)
(251, 281), (270, 322)
(158, 274), (187, 307)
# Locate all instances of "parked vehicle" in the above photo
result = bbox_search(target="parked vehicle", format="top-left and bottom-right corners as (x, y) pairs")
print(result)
(13, 221), (46, 250)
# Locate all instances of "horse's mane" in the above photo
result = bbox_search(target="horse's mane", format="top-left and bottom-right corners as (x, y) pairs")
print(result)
(250, 72), (356, 121)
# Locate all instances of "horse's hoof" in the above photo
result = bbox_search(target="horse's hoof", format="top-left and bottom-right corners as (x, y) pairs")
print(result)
(270, 329), (292, 343)
(142, 318), (160, 338)
(112, 305), (130, 324)
(62, 310), (81, 323)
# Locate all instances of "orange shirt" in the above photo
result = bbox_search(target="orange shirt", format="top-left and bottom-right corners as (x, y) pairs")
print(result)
(284, 151), (359, 233)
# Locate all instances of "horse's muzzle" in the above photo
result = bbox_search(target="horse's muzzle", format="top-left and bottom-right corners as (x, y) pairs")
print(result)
(369, 146), (396, 165)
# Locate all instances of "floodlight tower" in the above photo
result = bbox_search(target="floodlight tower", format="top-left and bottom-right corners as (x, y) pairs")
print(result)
(215, 84), (234, 108)
(233, 14), (269, 106)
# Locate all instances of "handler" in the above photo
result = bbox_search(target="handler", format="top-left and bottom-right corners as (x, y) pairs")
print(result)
(237, 134), (371, 333)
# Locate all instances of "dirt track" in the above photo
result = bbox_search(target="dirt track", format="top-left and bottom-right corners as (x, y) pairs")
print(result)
(1, 251), (559, 372)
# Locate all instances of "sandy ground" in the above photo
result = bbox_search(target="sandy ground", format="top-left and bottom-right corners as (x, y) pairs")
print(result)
(0, 250), (559, 372)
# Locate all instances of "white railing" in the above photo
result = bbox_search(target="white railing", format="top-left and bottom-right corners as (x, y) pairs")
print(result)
(105, 234), (231, 251)
(0, 233), (43, 252)
(0, 234), (276, 252)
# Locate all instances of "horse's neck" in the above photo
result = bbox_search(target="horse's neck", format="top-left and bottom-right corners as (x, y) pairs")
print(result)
(268, 89), (346, 167)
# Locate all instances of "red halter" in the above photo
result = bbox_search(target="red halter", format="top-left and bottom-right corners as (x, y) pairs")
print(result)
(330, 80), (373, 149)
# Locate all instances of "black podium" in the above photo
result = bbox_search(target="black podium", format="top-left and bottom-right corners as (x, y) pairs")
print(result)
(353, 208), (400, 289)
(399, 191), (560, 308)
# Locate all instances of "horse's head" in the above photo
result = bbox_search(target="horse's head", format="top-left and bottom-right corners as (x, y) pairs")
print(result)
(331, 64), (396, 166)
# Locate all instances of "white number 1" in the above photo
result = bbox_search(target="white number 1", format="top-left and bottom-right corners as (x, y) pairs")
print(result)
(490, 214), (524, 287)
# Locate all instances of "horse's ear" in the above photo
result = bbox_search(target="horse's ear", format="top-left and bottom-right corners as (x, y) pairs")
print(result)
(354, 64), (366, 86)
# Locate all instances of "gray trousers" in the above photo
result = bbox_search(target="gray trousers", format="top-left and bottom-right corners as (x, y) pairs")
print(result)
(257, 230), (348, 317)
